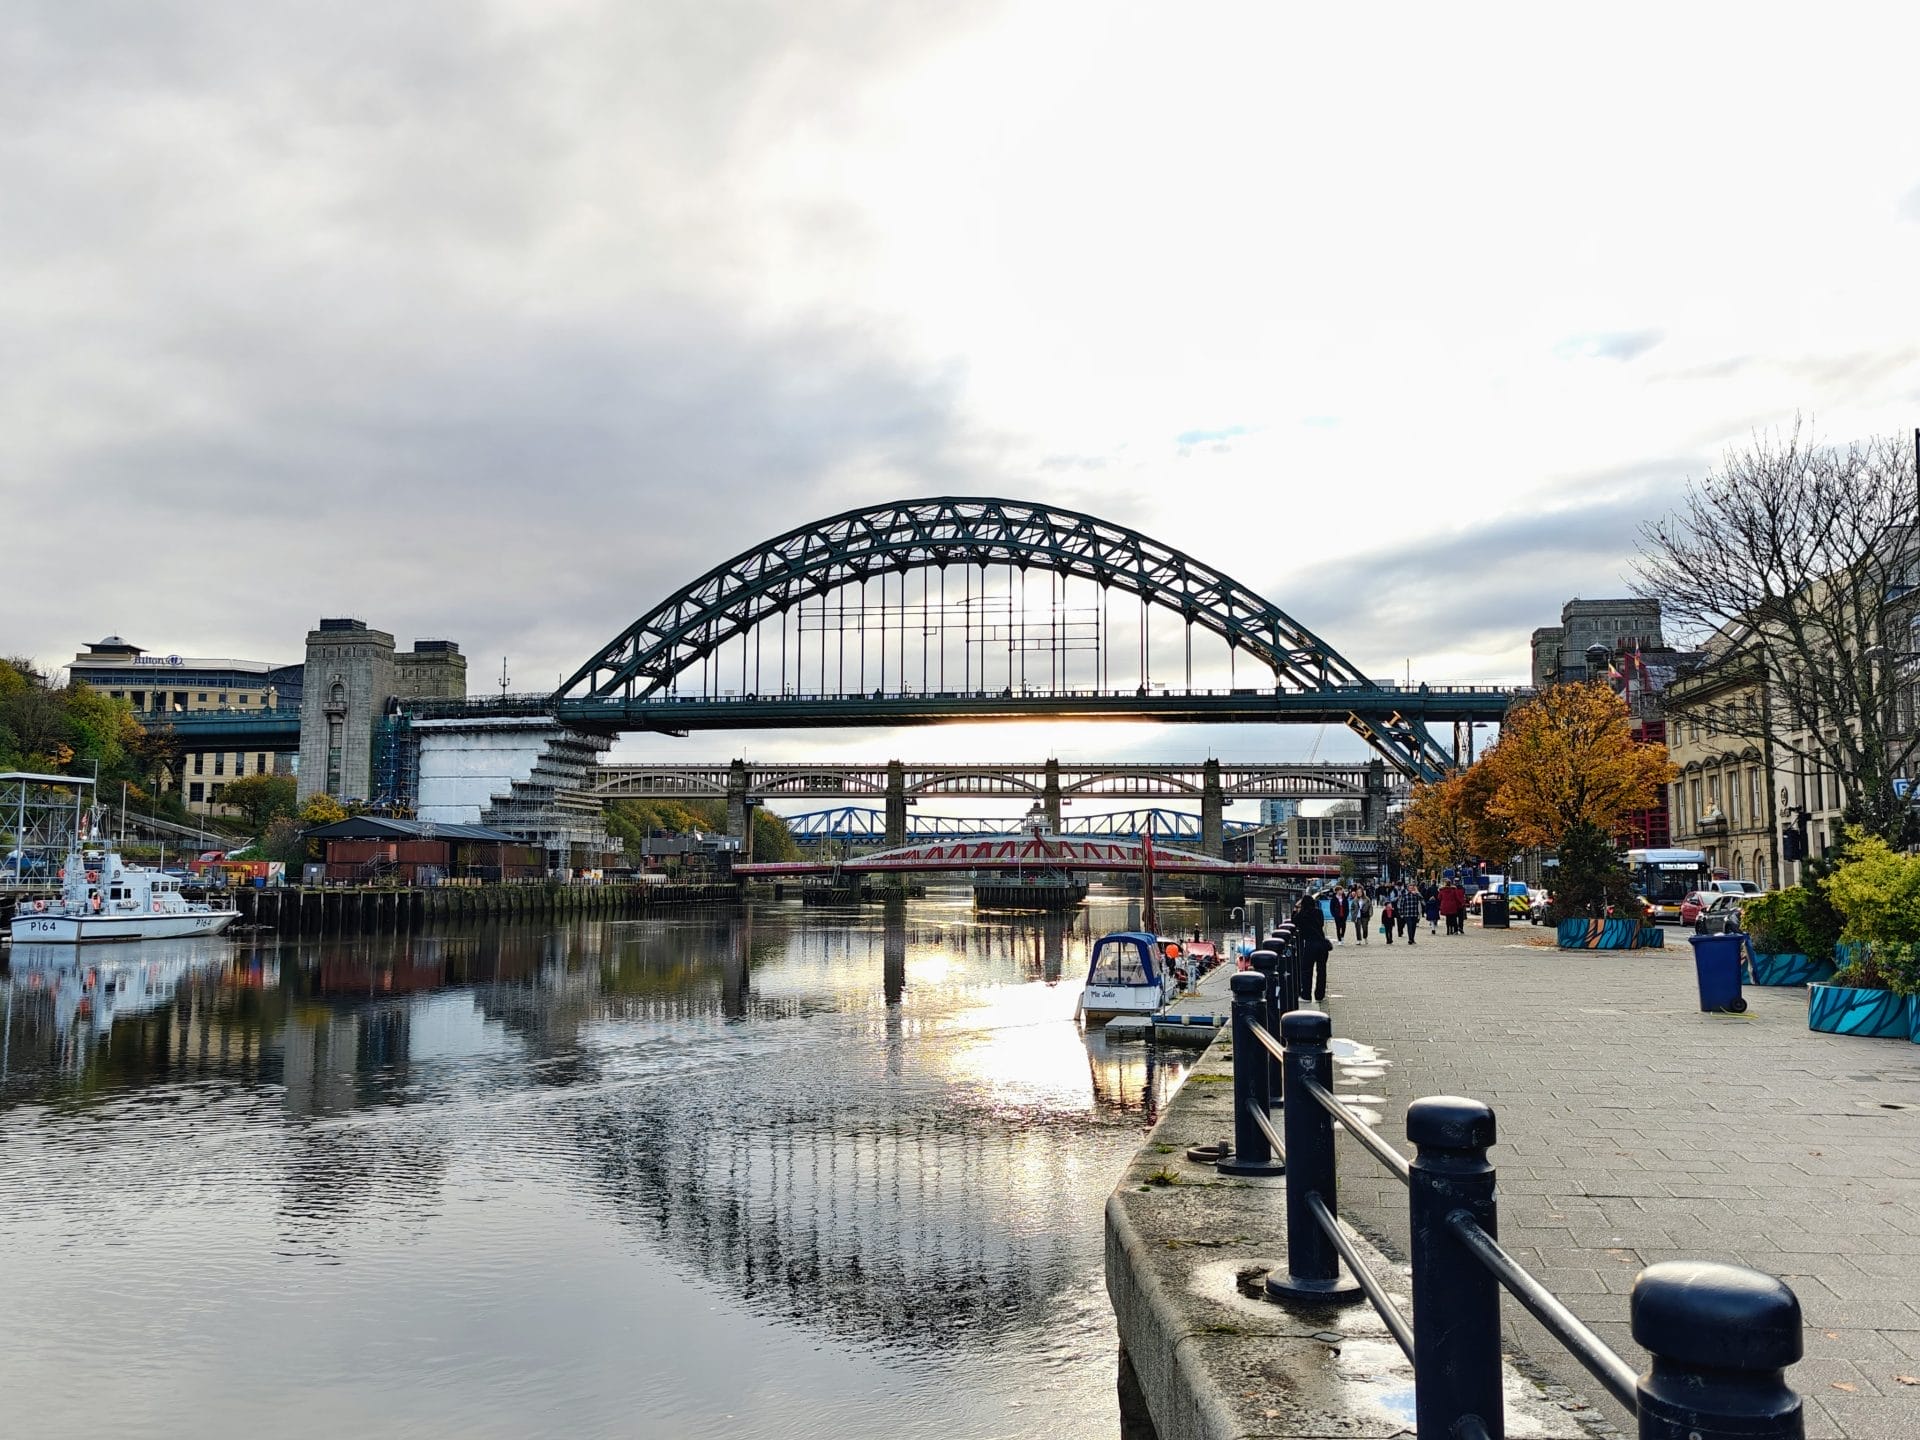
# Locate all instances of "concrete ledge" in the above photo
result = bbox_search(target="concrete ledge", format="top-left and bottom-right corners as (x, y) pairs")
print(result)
(1105, 1033), (1603, 1439)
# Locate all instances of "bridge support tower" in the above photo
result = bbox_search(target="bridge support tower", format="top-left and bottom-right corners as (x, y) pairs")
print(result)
(1362, 759), (1388, 841)
(1201, 759), (1225, 858)
(885, 761), (909, 848)
(1043, 759), (1064, 833)
(728, 759), (755, 860)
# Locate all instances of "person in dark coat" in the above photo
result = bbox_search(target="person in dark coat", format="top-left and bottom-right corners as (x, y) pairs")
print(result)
(1329, 887), (1350, 944)
(1290, 889), (1331, 1002)
(1398, 884), (1420, 945)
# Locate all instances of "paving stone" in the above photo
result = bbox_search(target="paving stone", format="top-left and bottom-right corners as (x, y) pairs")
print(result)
(1318, 926), (1920, 1438)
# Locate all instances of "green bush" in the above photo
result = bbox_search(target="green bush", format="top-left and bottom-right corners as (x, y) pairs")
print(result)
(1740, 885), (1838, 958)
(1823, 832), (1920, 947)
(1831, 948), (1898, 992)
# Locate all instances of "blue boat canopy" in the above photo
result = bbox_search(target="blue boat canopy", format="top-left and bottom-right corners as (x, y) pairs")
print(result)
(1087, 931), (1164, 987)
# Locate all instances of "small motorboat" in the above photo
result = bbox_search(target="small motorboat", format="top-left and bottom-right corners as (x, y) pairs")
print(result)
(1077, 930), (1180, 1024)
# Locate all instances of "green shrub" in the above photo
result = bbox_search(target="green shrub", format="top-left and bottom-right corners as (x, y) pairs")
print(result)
(1823, 832), (1920, 947)
(1831, 948), (1897, 992)
(1741, 886), (1838, 958)
(1878, 943), (1920, 998)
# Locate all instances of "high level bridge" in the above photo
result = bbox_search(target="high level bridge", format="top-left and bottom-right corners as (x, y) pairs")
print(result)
(780, 807), (1259, 847)
(591, 757), (1398, 854)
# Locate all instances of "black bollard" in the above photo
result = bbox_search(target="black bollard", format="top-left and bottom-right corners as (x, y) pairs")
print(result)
(1266, 1010), (1360, 1301)
(1217, 972), (1284, 1177)
(1631, 1262), (1803, 1440)
(1408, 1096), (1504, 1440)
(1246, 948), (1286, 1103)
(1270, 926), (1299, 1009)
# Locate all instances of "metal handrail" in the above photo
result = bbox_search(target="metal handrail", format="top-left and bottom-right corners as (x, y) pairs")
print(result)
(1296, 1073), (1412, 1184)
(1245, 1101), (1283, 1156)
(1305, 1192), (1414, 1361)
(1447, 1211), (1638, 1409)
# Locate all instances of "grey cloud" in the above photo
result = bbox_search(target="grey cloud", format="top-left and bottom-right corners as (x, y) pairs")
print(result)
(1262, 466), (1692, 680)
(0, 1), (1002, 679)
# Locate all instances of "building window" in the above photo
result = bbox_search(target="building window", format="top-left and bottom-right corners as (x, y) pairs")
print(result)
(257, 752), (268, 773)
(110, 690), (123, 699)
(193, 753), (204, 776)
(198, 692), (208, 703)
(1727, 773), (1740, 825)
(213, 753), (225, 777)
(189, 782), (204, 803)
(1690, 778), (1701, 821)
(218, 692), (227, 705)
(210, 784), (225, 803)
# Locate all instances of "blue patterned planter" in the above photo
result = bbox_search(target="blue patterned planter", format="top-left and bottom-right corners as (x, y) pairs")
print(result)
(1745, 948), (1836, 987)
(1557, 918), (1665, 950)
(1807, 983), (1909, 1038)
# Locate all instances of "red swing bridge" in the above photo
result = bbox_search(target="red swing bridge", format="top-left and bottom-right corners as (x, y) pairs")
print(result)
(730, 831), (1340, 881)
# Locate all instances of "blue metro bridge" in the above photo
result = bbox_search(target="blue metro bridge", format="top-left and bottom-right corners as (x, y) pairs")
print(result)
(150, 497), (1526, 796)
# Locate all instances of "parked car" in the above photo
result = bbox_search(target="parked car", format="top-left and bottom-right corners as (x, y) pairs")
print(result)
(1710, 879), (1763, 896)
(1679, 890), (1713, 925)
(1693, 893), (1749, 934)
(1527, 890), (1553, 924)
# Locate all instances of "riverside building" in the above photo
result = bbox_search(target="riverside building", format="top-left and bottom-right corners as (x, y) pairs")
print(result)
(68, 636), (303, 814)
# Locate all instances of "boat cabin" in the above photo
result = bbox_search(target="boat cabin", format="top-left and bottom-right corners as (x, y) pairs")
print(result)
(1079, 930), (1179, 1022)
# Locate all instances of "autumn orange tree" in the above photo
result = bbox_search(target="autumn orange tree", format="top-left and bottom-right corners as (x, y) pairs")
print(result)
(1400, 774), (1471, 874)
(1482, 682), (1677, 918)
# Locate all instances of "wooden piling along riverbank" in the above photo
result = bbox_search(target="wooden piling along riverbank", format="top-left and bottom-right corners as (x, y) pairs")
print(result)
(229, 881), (739, 937)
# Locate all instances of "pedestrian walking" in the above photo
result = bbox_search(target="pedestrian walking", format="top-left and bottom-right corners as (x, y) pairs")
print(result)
(1399, 884), (1420, 945)
(1329, 887), (1350, 944)
(1291, 889), (1331, 1002)
(1438, 880), (1466, 935)
(1352, 886), (1372, 945)
(1423, 884), (1440, 935)
(1380, 890), (1396, 945)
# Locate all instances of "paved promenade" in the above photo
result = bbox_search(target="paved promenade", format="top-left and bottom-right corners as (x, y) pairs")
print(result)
(1313, 923), (1920, 1439)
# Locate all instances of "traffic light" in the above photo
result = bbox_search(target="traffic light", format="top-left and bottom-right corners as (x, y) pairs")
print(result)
(1782, 825), (1805, 862)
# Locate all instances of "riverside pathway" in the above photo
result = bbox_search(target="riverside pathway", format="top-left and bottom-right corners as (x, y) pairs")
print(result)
(1310, 922), (1920, 1439)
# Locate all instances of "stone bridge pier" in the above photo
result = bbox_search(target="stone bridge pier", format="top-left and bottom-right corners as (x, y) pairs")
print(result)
(1043, 759), (1063, 833)
(727, 759), (757, 861)
(885, 760), (909, 848)
(1200, 759), (1224, 858)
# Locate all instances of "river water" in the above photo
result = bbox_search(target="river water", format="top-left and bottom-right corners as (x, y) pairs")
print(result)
(0, 892), (1205, 1440)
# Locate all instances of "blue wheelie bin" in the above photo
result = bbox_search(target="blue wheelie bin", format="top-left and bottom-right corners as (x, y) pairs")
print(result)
(1687, 932), (1748, 1013)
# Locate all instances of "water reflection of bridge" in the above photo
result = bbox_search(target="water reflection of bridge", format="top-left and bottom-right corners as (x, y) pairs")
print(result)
(0, 907), (1184, 1351)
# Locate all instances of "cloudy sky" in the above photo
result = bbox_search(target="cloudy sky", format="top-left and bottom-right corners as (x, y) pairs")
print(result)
(8, 2), (1920, 780)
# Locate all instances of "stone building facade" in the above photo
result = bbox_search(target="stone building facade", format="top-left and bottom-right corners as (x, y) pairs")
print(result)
(298, 622), (469, 805)
(1530, 598), (1666, 688)
(1661, 662), (1778, 887)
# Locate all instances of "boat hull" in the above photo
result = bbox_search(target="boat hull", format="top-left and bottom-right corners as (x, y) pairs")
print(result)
(11, 909), (239, 944)
(1079, 983), (1170, 1021)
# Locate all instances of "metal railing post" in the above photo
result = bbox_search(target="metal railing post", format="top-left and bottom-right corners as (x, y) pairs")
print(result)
(1266, 1010), (1360, 1301)
(1217, 972), (1284, 1177)
(1247, 947), (1285, 1103)
(1631, 1262), (1803, 1440)
(1408, 1096), (1504, 1440)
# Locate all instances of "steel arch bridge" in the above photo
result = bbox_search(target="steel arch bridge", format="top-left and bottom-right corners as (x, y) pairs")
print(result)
(781, 806), (1259, 846)
(531, 497), (1518, 780)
